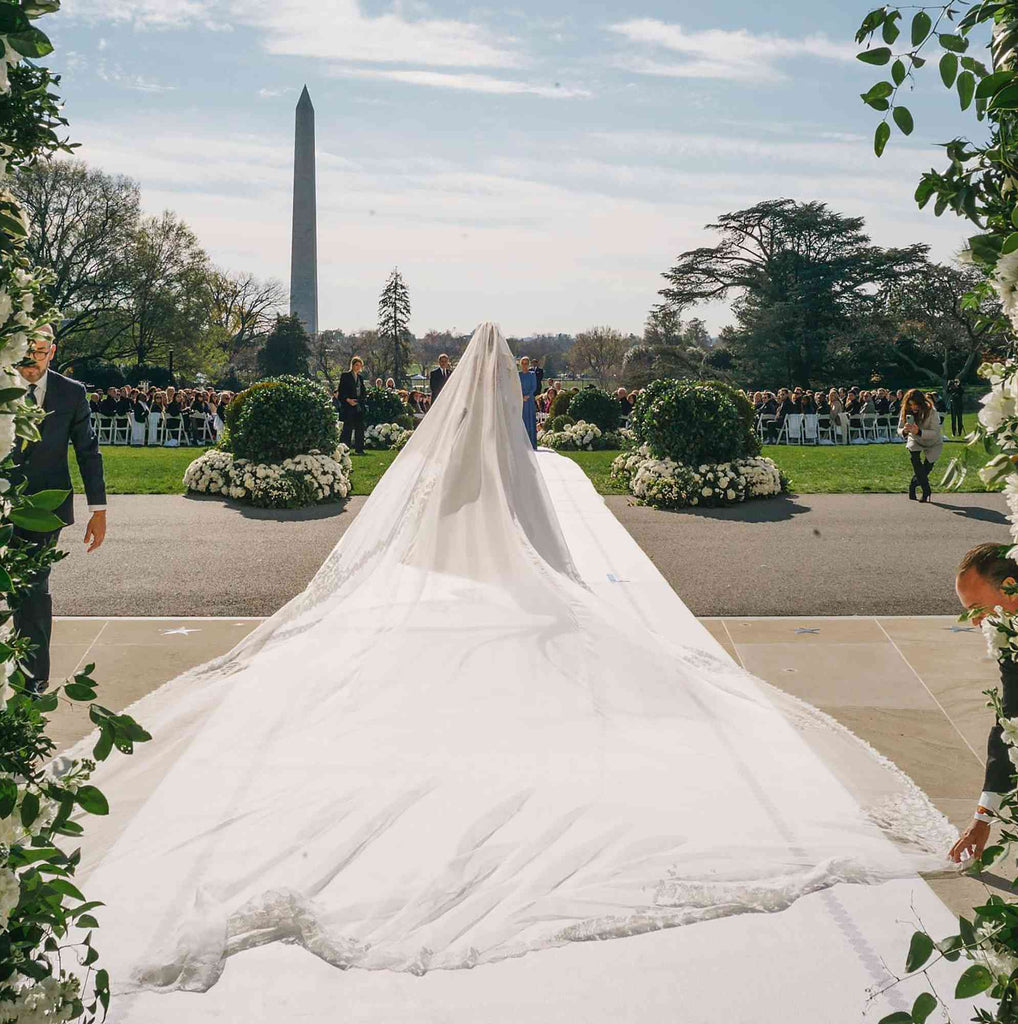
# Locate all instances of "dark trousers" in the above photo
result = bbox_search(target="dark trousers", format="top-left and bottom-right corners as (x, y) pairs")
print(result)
(950, 407), (964, 435)
(11, 526), (60, 692)
(909, 450), (934, 500)
(340, 413), (365, 454)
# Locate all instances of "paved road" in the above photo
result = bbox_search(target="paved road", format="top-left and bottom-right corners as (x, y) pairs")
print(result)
(51, 491), (1010, 617)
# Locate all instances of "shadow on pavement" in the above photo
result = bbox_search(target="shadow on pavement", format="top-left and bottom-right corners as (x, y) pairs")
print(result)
(184, 493), (353, 523)
(681, 494), (812, 524)
(931, 501), (1009, 525)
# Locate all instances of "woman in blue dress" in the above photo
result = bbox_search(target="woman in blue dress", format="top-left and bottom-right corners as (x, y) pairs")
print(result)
(519, 356), (538, 449)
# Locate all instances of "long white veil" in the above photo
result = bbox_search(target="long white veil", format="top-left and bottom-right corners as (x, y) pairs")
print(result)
(67, 323), (954, 997)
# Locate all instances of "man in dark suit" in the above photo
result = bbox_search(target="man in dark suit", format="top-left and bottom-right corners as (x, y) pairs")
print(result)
(950, 543), (1018, 862)
(338, 356), (367, 455)
(10, 325), (106, 693)
(429, 354), (452, 404)
(948, 379), (965, 436)
(530, 358), (544, 395)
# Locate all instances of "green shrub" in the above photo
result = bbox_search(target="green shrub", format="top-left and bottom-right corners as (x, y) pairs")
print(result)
(547, 414), (575, 432)
(230, 375), (339, 463)
(362, 387), (407, 426)
(224, 380), (280, 434)
(630, 378), (757, 467)
(566, 388), (620, 432)
(550, 391), (572, 417)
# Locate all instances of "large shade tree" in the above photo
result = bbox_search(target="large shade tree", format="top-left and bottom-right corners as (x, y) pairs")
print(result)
(658, 199), (929, 386)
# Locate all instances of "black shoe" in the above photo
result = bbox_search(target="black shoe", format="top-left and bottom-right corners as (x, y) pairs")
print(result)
(908, 485), (917, 501)
(919, 494), (932, 503)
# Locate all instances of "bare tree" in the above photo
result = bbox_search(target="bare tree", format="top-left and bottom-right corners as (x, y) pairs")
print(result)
(205, 269), (286, 362)
(569, 326), (630, 382)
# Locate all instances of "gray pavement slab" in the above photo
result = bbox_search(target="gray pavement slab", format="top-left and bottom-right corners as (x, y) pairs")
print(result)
(50, 492), (1011, 618)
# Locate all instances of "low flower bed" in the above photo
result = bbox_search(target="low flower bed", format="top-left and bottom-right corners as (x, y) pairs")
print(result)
(539, 420), (633, 451)
(184, 447), (352, 509)
(610, 444), (786, 510)
(365, 422), (412, 451)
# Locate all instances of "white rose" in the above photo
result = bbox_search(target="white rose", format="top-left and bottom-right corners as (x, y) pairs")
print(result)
(726, 489), (736, 500)
(701, 487), (712, 497)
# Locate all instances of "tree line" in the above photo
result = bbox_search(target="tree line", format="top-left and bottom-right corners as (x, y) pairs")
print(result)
(17, 161), (996, 393)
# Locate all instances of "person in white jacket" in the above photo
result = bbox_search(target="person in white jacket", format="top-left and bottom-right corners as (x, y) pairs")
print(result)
(898, 388), (943, 502)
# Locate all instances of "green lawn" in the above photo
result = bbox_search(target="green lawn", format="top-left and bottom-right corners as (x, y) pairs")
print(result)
(68, 440), (996, 499)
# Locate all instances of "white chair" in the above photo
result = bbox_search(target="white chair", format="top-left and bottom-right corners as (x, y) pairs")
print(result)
(190, 413), (213, 445)
(801, 414), (819, 445)
(861, 413), (879, 442)
(874, 415), (892, 443)
(96, 415), (115, 445)
(784, 413), (804, 445)
(162, 416), (187, 447)
(112, 415), (131, 446)
(848, 415), (867, 444)
(817, 415), (836, 445)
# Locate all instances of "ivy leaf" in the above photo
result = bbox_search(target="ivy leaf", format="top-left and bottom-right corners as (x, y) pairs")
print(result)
(940, 33), (969, 53)
(990, 82), (1018, 109)
(975, 70), (1013, 99)
(92, 727), (113, 761)
(48, 878), (85, 902)
(940, 52), (958, 88)
(74, 785), (109, 816)
(8, 507), (65, 533)
(0, 5), (31, 32)
(0, 777), (17, 819)
(63, 682), (96, 701)
(893, 105), (914, 135)
(882, 11), (901, 44)
(911, 992), (937, 1024)
(912, 10), (932, 46)
(892, 59), (907, 86)
(20, 791), (39, 829)
(1002, 234), (1018, 256)
(877, 1014), (913, 1024)
(26, 488), (70, 512)
(874, 121), (891, 157)
(6, 27), (53, 58)
(958, 915), (977, 947)
(0, 566), (12, 593)
(955, 963), (993, 998)
(958, 70), (976, 110)
(858, 47), (892, 66)
(906, 930), (935, 972)
(33, 692), (58, 713)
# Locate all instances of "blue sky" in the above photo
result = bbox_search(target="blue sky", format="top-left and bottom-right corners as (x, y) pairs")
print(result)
(49, 0), (984, 336)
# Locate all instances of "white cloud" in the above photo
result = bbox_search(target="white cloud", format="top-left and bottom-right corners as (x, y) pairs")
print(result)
(64, 0), (519, 68)
(330, 67), (589, 98)
(609, 20), (854, 82)
(257, 87), (293, 98)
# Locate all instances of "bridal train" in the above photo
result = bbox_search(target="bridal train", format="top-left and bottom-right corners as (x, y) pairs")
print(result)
(63, 323), (958, 1018)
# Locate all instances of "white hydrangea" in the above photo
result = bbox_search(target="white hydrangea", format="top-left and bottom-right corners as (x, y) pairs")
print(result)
(993, 250), (1018, 333)
(184, 446), (353, 507)
(365, 422), (412, 450)
(539, 420), (606, 451)
(2, 975), (79, 1024)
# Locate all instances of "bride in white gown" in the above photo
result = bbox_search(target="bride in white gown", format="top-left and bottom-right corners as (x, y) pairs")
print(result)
(67, 322), (954, 1002)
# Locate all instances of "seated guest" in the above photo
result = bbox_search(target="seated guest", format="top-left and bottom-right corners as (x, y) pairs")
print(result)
(797, 392), (815, 414)
(860, 391), (876, 414)
(374, 378), (383, 389)
(844, 391), (860, 415)
(385, 378), (396, 390)
(874, 388), (890, 414)
(98, 387), (119, 417)
(88, 392), (101, 417)
(759, 391), (778, 416)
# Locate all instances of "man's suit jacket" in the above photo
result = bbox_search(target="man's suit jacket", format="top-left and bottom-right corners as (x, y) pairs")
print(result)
(11, 370), (105, 531)
(430, 366), (452, 402)
(985, 658), (1018, 797)
(338, 371), (366, 421)
(534, 367), (544, 393)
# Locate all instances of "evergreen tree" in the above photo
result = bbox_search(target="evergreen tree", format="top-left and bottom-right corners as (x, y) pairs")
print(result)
(256, 314), (312, 377)
(377, 267), (412, 386)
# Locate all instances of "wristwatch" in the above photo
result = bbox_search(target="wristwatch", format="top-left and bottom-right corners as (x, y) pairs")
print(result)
(974, 805), (994, 824)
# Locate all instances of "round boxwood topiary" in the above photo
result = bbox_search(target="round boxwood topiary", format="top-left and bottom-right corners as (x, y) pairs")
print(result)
(630, 378), (757, 467)
(566, 388), (620, 432)
(362, 387), (407, 427)
(230, 375), (339, 464)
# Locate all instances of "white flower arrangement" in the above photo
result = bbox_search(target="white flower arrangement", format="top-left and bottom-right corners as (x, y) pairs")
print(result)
(1, 974), (80, 1024)
(364, 422), (412, 451)
(610, 445), (785, 510)
(540, 420), (606, 451)
(184, 446), (353, 508)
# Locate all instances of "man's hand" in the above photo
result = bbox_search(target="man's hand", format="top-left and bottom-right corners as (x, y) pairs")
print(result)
(84, 510), (106, 553)
(949, 819), (991, 863)
(346, 398), (358, 406)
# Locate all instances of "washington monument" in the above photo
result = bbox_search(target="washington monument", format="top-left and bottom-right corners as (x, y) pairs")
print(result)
(290, 85), (318, 335)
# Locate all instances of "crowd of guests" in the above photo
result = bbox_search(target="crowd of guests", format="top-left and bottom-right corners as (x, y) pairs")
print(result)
(750, 383), (966, 442)
(86, 385), (236, 445)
